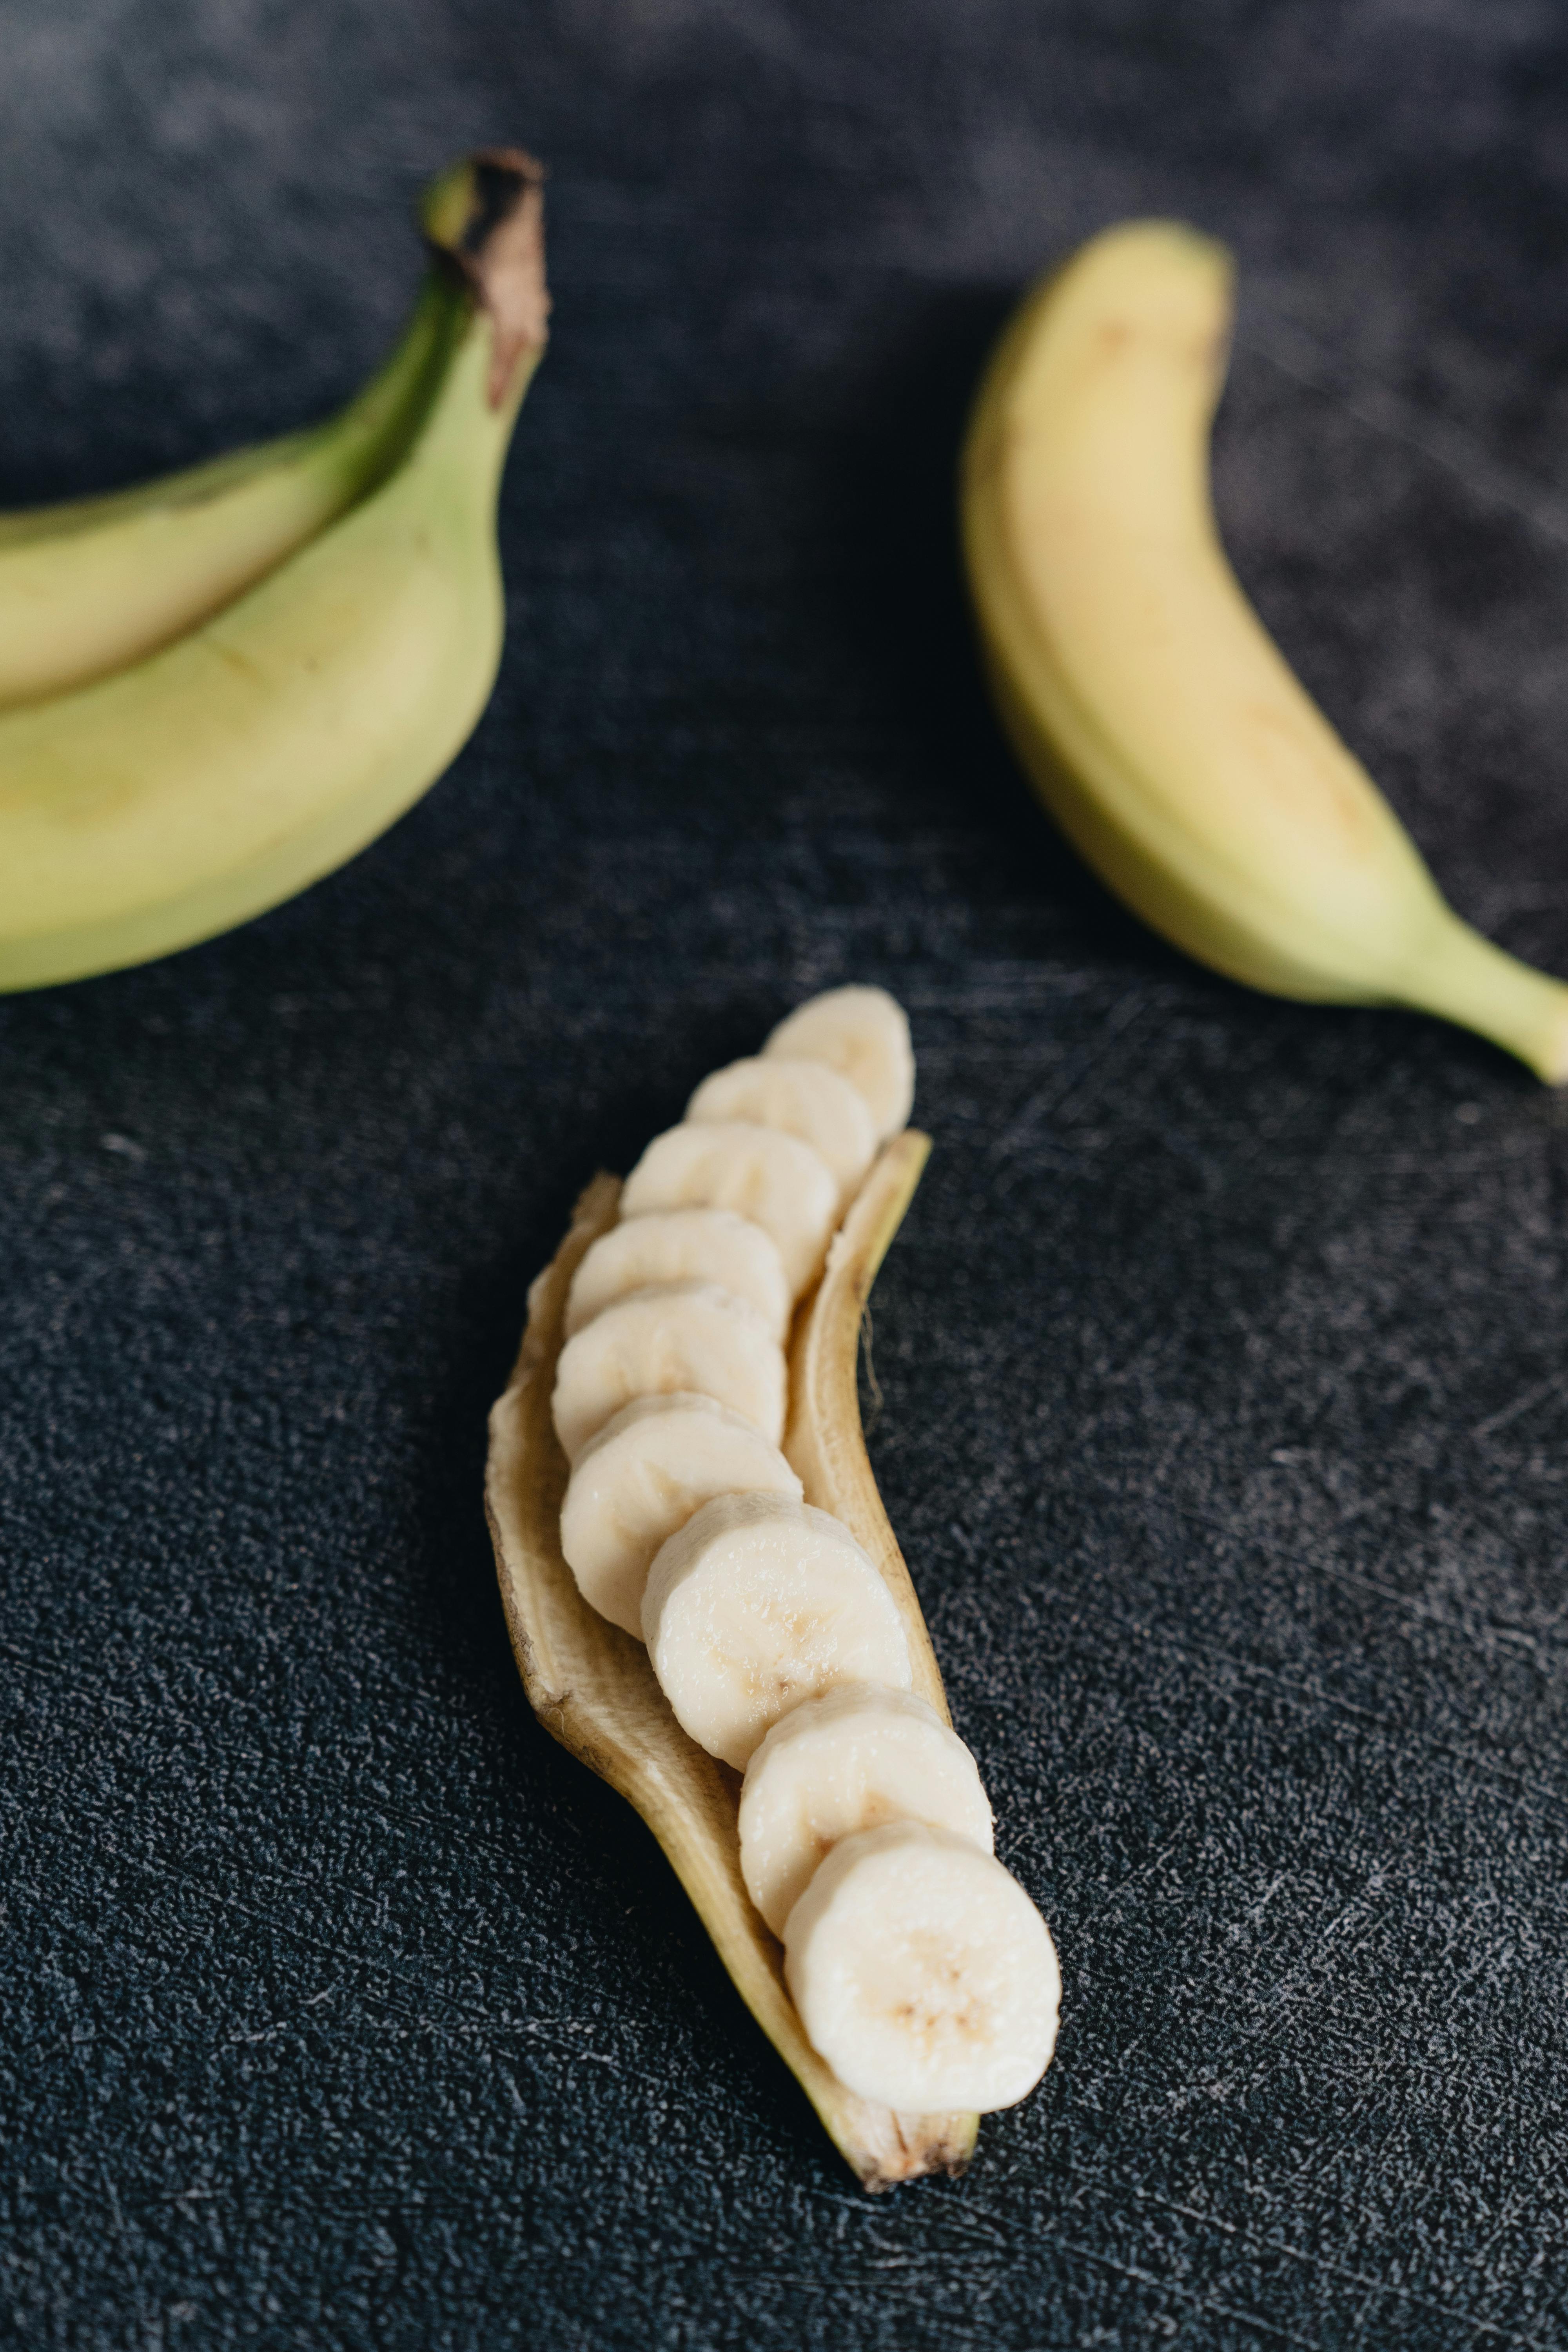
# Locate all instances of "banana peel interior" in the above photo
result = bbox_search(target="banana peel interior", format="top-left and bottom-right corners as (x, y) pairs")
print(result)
(484, 1131), (979, 2190)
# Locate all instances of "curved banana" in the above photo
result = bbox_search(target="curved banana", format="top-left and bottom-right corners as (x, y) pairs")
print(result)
(0, 150), (547, 993)
(485, 1134), (981, 2192)
(0, 245), (454, 709)
(962, 220), (1568, 1083)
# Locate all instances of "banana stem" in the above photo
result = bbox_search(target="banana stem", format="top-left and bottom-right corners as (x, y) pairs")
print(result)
(319, 273), (465, 499)
(1401, 915), (1568, 1083)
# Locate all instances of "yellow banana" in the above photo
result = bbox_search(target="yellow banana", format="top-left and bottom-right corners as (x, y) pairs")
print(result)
(0, 251), (456, 709)
(0, 149), (547, 993)
(961, 220), (1568, 1083)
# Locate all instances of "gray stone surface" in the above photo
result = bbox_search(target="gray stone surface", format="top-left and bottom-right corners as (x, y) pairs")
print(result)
(4, 2), (1568, 2344)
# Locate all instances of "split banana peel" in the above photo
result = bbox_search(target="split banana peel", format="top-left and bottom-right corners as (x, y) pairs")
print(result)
(485, 1132), (982, 2191)
(962, 221), (1568, 1083)
(0, 149), (547, 993)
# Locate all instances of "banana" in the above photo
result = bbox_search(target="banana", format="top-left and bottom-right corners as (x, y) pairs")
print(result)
(961, 221), (1568, 1082)
(0, 261), (453, 709)
(0, 148), (548, 994)
(564, 1207), (791, 1343)
(764, 985), (916, 1142)
(620, 1122), (839, 1299)
(641, 1492), (914, 1770)
(489, 1127), (986, 2187)
(737, 1682), (993, 1936)
(560, 1392), (803, 1639)
(687, 1057), (876, 1209)
(784, 1822), (1060, 2113)
(551, 1281), (786, 1464)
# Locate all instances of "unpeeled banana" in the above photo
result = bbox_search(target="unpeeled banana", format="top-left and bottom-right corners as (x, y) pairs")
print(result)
(0, 148), (548, 992)
(961, 220), (1568, 1082)
(0, 267), (452, 709)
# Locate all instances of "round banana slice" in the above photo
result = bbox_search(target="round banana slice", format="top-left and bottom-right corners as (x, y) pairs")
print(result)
(762, 985), (915, 1145)
(738, 1683), (993, 1935)
(784, 1822), (1061, 2113)
(564, 1208), (790, 1343)
(560, 1392), (803, 1639)
(550, 1281), (785, 1465)
(686, 1057), (876, 1209)
(641, 1493), (913, 1769)
(620, 1122), (838, 1299)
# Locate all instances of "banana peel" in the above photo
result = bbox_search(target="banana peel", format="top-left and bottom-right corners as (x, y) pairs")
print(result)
(484, 1131), (980, 2191)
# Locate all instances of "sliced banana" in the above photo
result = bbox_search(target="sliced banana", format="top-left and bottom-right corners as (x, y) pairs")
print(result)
(737, 1683), (993, 1936)
(762, 985), (915, 1145)
(641, 1492), (913, 1769)
(550, 1281), (785, 1465)
(560, 1392), (803, 1640)
(564, 1208), (790, 1343)
(620, 1121), (838, 1299)
(784, 1822), (1060, 2113)
(686, 1058), (877, 1209)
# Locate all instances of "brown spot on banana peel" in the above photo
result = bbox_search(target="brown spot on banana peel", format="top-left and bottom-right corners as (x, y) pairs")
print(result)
(484, 1135), (979, 2190)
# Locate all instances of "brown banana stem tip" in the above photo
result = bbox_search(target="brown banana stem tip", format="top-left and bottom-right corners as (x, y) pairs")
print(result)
(421, 147), (550, 407)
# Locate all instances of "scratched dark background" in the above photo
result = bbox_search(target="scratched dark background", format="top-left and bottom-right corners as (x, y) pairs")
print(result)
(4, 2), (1568, 2345)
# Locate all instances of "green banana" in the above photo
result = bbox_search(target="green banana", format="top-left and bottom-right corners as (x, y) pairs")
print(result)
(961, 220), (1568, 1083)
(0, 251), (457, 710)
(0, 148), (547, 992)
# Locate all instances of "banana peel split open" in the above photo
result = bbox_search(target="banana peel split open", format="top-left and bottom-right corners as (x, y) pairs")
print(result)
(961, 220), (1568, 1084)
(484, 1132), (981, 2191)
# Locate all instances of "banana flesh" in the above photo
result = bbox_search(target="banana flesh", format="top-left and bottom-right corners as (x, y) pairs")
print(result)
(560, 1394), (803, 1639)
(961, 220), (1568, 1083)
(565, 1208), (791, 1343)
(621, 1121), (840, 1299)
(785, 1824), (1061, 2114)
(641, 1492), (914, 1770)
(0, 268), (455, 709)
(0, 148), (548, 993)
(738, 1683), (994, 1936)
(486, 1130), (981, 2187)
(687, 1057), (877, 1208)
(764, 985), (915, 1142)
(551, 1280), (787, 1463)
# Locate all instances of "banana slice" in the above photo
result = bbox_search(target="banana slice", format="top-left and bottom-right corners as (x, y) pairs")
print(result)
(762, 985), (915, 1146)
(560, 1392), (804, 1639)
(564, 1208), (790, 1343)
(686, 1058), (876, 1209)
(551, 1281), (785, 1464)
(620, 1122), (839, 1299)
(784, 1822), (1060, 2113)
(641, 1492), (913, 1769)
(737, 1683), (993, 1936)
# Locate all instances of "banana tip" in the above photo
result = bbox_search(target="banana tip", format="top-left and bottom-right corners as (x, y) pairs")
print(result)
(421, 147), (550, 407)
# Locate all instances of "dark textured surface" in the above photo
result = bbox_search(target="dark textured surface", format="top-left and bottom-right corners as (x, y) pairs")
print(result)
(5, 3), (1568, 2345)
